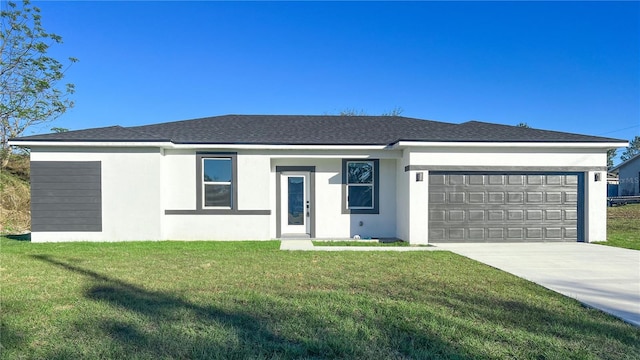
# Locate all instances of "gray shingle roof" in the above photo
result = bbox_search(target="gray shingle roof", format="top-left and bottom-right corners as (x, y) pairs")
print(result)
(10, 115), (624, 145)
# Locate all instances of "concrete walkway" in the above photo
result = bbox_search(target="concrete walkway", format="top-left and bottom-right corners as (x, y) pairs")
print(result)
(280, 240), (442, 251)
(433, 242), (640, 327)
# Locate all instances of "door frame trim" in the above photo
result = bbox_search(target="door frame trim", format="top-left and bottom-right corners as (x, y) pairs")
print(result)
(276, 166), (316, 238)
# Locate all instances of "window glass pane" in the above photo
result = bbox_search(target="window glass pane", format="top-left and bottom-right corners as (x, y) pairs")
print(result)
(204, 184), (231, 207)
(348, 186), (373, 208)
(288, 177), (304, 225)
(347, 162), (373, 184)
(203, 158), (232, 182)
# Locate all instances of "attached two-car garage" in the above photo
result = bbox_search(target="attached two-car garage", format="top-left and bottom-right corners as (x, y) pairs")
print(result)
(428, 172), (583, 242)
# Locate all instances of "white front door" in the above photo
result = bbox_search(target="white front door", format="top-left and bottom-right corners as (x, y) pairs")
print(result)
(280, 172), (311, 236)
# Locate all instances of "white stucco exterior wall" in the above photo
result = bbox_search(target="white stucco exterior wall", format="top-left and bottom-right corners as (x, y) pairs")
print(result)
(270, 156), (399, 240)
(25, 143), (610, 243)
(585, 170), (608, 242)
(408, 147), (604, 167)
(30, 147), (162, 242)
(406, 146), (609, 243)
(162, 150), (272, 240)
(161, 149), (196, 210)
(395, 152), (410, 242)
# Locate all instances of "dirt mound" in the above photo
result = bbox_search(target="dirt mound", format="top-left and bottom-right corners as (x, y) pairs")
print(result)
(1, 154), (31, 234)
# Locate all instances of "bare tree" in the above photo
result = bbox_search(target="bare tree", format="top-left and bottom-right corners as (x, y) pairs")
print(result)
(338, 107), (404, 116)
(339, 108), (368, 116)
(380, 106), (403, 116)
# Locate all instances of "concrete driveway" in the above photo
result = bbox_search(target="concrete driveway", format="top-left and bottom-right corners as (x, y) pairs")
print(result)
(432, 242), (640, 327)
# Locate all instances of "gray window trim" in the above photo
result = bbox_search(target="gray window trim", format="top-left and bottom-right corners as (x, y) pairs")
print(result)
(165, 209), (270, 215)
(197, 152), (238, 211)
(342, 159), (379, 214)
(164, 152), (271, 215)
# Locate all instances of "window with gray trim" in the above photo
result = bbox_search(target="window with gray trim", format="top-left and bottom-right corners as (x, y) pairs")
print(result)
(197, 153), (237, 210)
(342, 159), (379, 214)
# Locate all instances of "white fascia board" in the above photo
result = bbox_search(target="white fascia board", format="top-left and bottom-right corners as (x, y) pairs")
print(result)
(168, 143), (390, 150)
(8, 141), (173, 148)
(393, 141), (629, 149)
(9, 140), (391, 151)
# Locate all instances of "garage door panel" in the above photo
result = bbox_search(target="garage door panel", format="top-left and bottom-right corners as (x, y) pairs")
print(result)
(546, 192), (563, 203)
(546, 175), (563, 185)
(507, 210), (523, 221)
(565, 176), (578, 185)
(488, 175), (504, 185)
(429, 228), (446, 240)
(488, 192), (505, 203)
(527, 192), (544, 203)
(507, 228), (524, 239)
(430, 210), (446, 221)
(488, 228), (508, 240)
(469, 192), (485, 203)
(469, 175), (484, 185)
(545, 228), (563, 239)
(527, 175), (544, 185)
(430, 175), (446, 185)
(449, 175), (465, 185)
(526, 210), (543, 221)
(469, 210), (485, 221)
(564, 228), (577, 238)
(545, 210), (562, 220)
(565, 192), (578, 203)
(488, 210), (505, 221)
(507, 192), (524, 203)
(469, 228), (485, 239)
(449, 228), (465, 239)
(449, 210), (465, 221)
(508, 175), (524, 185)
(450, 192), (465, 203)
(565, 210), (577, 220)
(429, 173), (580, 242)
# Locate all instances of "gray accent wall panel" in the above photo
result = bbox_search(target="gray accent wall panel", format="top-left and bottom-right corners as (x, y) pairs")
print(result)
(428, 172), (580, 242)
(31, 161), (102, 232)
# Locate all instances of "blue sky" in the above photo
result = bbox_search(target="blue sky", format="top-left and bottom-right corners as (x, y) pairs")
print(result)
(26, 1), (640, 154)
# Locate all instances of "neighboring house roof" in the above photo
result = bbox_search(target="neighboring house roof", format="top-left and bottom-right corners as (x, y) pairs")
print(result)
(9, 115), (625, 146)
(609, 152), (640, 174)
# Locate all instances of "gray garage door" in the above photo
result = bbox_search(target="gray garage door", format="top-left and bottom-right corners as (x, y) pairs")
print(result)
(428, 173), (582, 242)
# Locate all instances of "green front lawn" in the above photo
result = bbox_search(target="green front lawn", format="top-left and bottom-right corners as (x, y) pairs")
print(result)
(1, 238), (638, 359)
(598, 204), (640, 250)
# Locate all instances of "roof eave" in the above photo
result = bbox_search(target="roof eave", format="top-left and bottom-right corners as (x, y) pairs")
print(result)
(7, 139), (174, 147)
(392, 140), (629, 149)
(7, 139), (393, 151)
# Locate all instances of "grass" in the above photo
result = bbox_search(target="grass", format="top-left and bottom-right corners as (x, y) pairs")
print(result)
(1, 238), (639, 359)
(312, 240), (412, 247)
(596, 204), (640, 250)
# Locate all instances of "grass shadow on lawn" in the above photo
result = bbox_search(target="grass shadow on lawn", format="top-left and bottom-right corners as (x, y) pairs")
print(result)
(30, 254), (470, 359)
(3, 233), (30, 241)
(27, 252), (640, 359)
